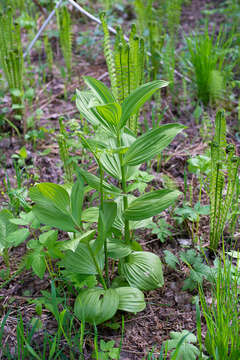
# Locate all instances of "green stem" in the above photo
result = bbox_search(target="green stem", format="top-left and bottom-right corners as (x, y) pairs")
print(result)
(79, 320), (85, 360)
(87, 244), (107, 290)
(3, 249), (10, 270)
(117, 133), (130, 244)
(99, 164), (110, 288)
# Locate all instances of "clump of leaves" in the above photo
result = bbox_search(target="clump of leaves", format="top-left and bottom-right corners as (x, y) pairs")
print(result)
(163, 330), (200, 360)
(164, 249), (212, 291)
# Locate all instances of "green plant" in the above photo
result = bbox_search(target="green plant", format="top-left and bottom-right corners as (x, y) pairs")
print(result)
(0, 209), (29, 271)
(92, 339), (120, 359)
(163, 330), (200, 360)
(29, 77), (185, 327)
(56, 5), (72, 79)
(0, 7), (25, 132)
(101, 14), (145, 133)
(174, 201), (210, 242)
(209, 110), (240, 249)
(186, 25), (232, 106)
(146, 217), (172, 243)
(57, 118), (74, 183)
(44, 34), (53, 73)
(198, 252), (240, 359)
(164, 249), (212, 291)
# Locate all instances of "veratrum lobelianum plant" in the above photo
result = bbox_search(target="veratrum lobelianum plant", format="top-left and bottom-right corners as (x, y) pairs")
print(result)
(29, 77), (185, 325)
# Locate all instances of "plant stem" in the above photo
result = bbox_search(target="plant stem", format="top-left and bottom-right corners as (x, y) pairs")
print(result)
(3, 249), (10, 271)
(87, 244), (107, 290)
(79, 320), (85, 360)
(117, 133), (130, 244)
(99, 164), (110, 288)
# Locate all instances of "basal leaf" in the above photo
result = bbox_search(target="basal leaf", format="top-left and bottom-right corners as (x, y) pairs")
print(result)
(74, 287), (119, 325)
(115, 287), (146, 313)
(121, 251), (164, 291)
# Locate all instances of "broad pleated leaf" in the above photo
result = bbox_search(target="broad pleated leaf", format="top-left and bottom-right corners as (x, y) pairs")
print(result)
(119, 80), (168, 129)
(121, 251), (164, 290)
(93, 201), (117, 254)
(74, 287), (119, 325)
(60, 242), (104, 275)
(29, 184), (76, 232)
(115, 287), (146, 313)
(71, 177), (84, 226)
(107, 238), (132, 259)
(81, 207), (99, 222)
(0, 210), (18, 252)
(123, 124), (185, 166)
(96, 103), (122, 133)
(76, 90), (100, 127)
(83, 76), (115, 104)
(77, 168), (121, 195)
(59, 230), (96, 251)
(124, 189), (181, 221)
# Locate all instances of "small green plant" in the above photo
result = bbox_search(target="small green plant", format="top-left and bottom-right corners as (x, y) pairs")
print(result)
(0, 7), (25, 132)
(198, 253), (240, 359)
(44, 34), (53, 73)
(0, 209), (29, 275)
(101, 14), (145, 133)
(57, 5), (72, 79)
(163, 330), (200, 360)
(146, 217), (172, 243)
(92, 339), (120, 359)
(29, 77), (185, 327)
(209, 110), (240, 249)
(57, 118), (74, 183)
(186, 25), (232, 106)
(164, 249), (212, 291)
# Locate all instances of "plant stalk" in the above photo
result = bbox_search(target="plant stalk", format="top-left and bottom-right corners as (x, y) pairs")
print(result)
(117, 133), (130, 244)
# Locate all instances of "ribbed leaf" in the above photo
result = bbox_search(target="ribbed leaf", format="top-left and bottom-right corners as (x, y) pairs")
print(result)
(29, 184), (76, 232)
(83, 76), (115, 104)
(96, 103), (122, 127)
(107, 238), (132, 259)
(71, 177), (84, 226)
(124, 189), (181, 221)
(74, 287), (119, 325)
(119, 80), (168, 129)
(93, 201), (117, 254)
(76, 90), (100, 127)
(115, 287), (146, 313)
(77, 168), (121, 195)
(0, 210), (18, 252)
(123, 124), (185, 166)
(60, 242), (104, 275)
(121, 251), (164, 291)
(82, 207), (99, 223)
(59, 230), (96, 251)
